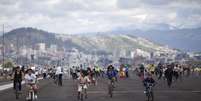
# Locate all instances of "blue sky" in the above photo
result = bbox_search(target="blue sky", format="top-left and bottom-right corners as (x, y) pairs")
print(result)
(0, 0), (201, 34)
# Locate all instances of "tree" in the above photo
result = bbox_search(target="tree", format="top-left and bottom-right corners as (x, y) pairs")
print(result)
(2, 60), (14, 69)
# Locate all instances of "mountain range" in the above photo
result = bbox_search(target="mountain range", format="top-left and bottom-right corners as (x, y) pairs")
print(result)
(0, 27), (175, 56)
(110, 25), (201, 52)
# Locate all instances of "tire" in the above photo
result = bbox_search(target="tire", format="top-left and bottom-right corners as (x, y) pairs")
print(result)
(151, 92), (154, 101)
(147, 91), (154, 101)
(147, 92), (150, 101)
(30, 92), (33, 101)
(30, 91), (35, 101)
(80, 93), (84, 101)
(108, 84), (113, 98)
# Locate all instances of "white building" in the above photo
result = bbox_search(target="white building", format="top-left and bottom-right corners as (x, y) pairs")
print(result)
(119, 49), (127, 58)
(66, 48), (81, 67)
(37, 43), (46, 52)
(50, 44), (57, 53)
(19, 46), (27, 56)
(132, 48), (150, 58)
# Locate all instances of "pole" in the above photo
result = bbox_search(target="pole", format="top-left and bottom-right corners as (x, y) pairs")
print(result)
(26, 48), (28, 67)
(16, 31), (19, 65)
(2, 24), (5, 70)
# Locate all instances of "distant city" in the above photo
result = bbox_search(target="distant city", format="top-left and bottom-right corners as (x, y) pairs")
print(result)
(0, 28), (201, 70)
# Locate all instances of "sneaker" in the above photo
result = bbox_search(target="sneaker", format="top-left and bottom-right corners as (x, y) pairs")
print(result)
(35, 95), (38, 99)
(143, 91), (147, 94)
(26, 97), (30, 100)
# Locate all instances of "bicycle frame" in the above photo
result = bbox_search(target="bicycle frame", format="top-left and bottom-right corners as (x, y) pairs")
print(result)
(79, 84), (85, 101)
(27, 84), (36, 101)
(108, 79), (115, 98)
(146, 83), (154, 101)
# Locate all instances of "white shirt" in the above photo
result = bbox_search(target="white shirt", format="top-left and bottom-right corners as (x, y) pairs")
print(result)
(31, 67), (36, 71)
(72, 68), (76, 73)
(25, 73), (37, 84)
(56, 66), (63, 75)
(42, 68), (47, 73)
(174, 66), (179, 72)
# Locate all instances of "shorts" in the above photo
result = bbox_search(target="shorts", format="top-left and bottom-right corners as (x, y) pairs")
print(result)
(78, 84), (87, 92)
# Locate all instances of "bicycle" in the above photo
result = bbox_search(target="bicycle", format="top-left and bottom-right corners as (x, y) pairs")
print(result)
(145, 83), (154, 101)
(54, 74), (59, 85)
(78, 84), (86, 101)
(108, 78), (115, 98)
(27, 84), (36, 101)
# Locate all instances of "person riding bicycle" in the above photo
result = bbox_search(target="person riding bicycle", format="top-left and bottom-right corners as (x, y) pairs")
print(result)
(77, 70), (90, 100)
(12, 66), (24, 93)
(143, 73), (156, 94)
(24, 68), (38, 100)
(87, 67), (96, 85)
(106, 65), (117, 84)
(139, 64), (145, 74)
(119, 64), (126, 78)
(138, 64), (145, 80)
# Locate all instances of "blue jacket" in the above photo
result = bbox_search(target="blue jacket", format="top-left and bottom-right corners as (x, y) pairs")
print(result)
(107, 70), (117, 79)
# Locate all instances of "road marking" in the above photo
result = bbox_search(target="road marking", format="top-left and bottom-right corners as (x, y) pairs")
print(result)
(0, 78), (43, 91)
(192, 91), (201, 93)
(87, 90), (201, 94)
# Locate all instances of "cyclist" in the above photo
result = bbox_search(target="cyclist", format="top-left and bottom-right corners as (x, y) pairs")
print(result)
(143, 73), (156, 94)
(12, 66), (24, 93)
(71, 66), (77, 80)
(106, 65), (117, 85)
(24, 68), (38, 100)
(139, 64), (145, 80)
(173, 64), (180, 81)
(119, 64), (126, 78)
(156, 63), (163, 80)
(87, 67), (96, 86)
(77, 70), (90, 100)
(125, 66), (129, 78)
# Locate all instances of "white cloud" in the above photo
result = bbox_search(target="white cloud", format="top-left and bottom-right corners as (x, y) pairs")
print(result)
(0, 0), (201, 33)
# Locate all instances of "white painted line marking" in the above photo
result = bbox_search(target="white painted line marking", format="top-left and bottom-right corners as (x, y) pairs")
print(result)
(0, 78), (43, 91)
(87, 90), (201, 94)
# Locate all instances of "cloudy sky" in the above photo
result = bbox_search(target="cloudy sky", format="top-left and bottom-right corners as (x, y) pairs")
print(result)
(0, 0), (201, 34)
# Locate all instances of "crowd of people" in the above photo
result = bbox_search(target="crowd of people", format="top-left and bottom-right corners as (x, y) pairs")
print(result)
(0, 61), (200, 101)
(10, 64), (65, 100)
(135, 62), (201, 93)
(68, 64), (131, 100)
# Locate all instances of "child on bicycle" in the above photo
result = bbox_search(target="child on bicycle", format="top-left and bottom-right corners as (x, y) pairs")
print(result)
(24, 69), (38, 100)
(77, 70), (90, 100)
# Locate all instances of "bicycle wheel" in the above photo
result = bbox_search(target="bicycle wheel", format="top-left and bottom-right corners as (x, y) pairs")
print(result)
(30, 91), (35, 101)
(147, 92), (150, 101)
(108, 84), (113, 98)
(80, 93), (84, 101)
(150, 92), (154, 101)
